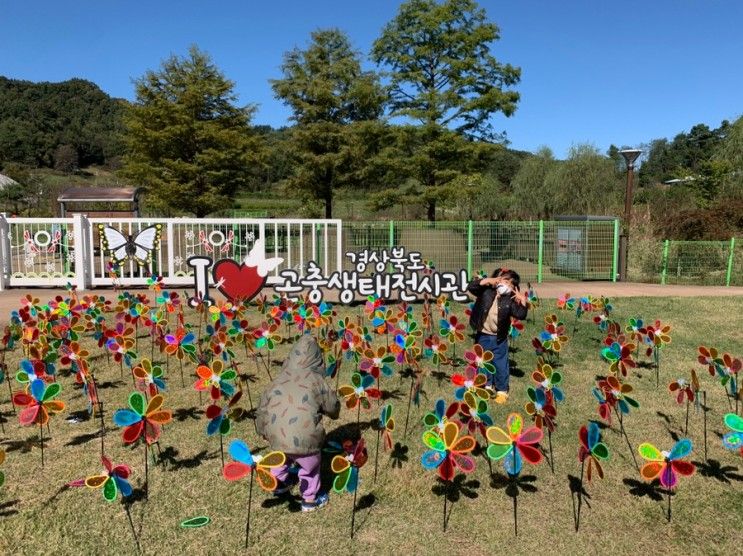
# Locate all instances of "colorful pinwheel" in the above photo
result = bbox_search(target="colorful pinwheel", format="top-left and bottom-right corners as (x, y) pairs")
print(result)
(509, 317), (525, 340)
(331, 439), (368, 493)
(557, 293), (576, 310)
(421, 421), (476, 481)
(597, 376), (639, 415)
(112, 392), (172, 445)
(254, 322), (281, 350)
(359, 346), (395, 379)
(626, 318), (645, 345)
(206, 392), (243, 436)
(638, 439), (695, 489)
(458, 398), (493, 439)
(13, 379), (65, 426)
(601, 341), (637, 377)
(451, 366), (490, 407)
(82, 455), (133, 501)
(424, 335), (449, 367)
(531, 362), (565, 404)
(697, 345), (720, 376)
(464, 344), (495, 375)
(163, 327), (196, 360)
(133, 359), (166, 397)
(722, 413), (743, 456)
(423, 399), (459, 432)
(338, 373), (381, 409)
(194, 360), (237, 401)
(223, 440), (285, 490)
(525, 387), (557, 432)
(486, 413), (543, 476)
(578, 421), (609, 481)
(379, 404), (395, 451)
(669, 374), (696, 405)
(592, 387), (613, 424)
(439, 316), (465, 345)
(539, 322), (569, 353)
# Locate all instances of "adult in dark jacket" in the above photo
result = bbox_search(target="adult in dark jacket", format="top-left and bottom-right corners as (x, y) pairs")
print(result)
(467, 268), (528, 403)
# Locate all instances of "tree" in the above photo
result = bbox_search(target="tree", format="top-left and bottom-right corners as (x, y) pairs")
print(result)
(715, 115), (743, 200)
(121, 46), (262, 217)
(510, 147), (556, 218)
(53, 144), (79, 173)
(372, 0), (520, 220)
(271, 29), (385, 217)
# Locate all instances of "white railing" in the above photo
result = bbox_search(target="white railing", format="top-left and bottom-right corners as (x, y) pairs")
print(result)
(0, 214), (343, 290)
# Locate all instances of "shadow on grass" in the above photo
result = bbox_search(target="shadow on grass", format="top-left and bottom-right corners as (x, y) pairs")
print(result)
(2, 433), (48, 454)
(96, 380), (126, 390)
(261, 492), (302, 513)
(508, 360), (524, 378)
(490, 473), (538, 497)
(173, 406), (204, 422)
(568, 473), (592, 532)
(432, 475), (480, 530)
(388, 442), (409, 469)
(352, 492), (377, 536)
(623, 478), (664, 501)
(160, 447), (214, 471)
(0, 499), (20, 517)
(692, 459), (743, 484)
(65, 430), (104, 447)
(430, 370), (449, 385)
(380, 388), (403, 401)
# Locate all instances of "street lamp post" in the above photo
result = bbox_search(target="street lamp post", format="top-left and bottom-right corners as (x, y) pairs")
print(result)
(618, 149), (642, 282)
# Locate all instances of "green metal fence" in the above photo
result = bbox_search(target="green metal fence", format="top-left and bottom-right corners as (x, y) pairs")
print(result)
(660, 238), (740, 286)
(344, 219), (619, 283)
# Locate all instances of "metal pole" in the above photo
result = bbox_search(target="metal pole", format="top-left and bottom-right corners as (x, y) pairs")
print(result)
(725, 237), (736, 287)
(467, 220), (473, 279)
(612, 218), (619, 282)
(618, 149), (641, 282)
(537, 220), (544, 283)
(661, 240), (670, 285)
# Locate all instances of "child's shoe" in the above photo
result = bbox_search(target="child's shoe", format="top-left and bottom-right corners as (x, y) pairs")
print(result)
(301, 492), (329, 513)
(494, 391), (509, 404)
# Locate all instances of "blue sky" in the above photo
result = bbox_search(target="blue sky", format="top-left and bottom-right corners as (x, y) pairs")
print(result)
(1, 0), (741, 157)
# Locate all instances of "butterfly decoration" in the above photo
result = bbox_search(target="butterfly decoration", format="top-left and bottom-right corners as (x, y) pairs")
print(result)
(464, 344), (496, 375)
(223, 440), (285, 491)
(668, 373), (697, 405)
(133, 358), (166, 397)
(13, 379), (65, 426)
(578, 421), (609, 481)
(525, 387), (557, 432)
(79, 455), (133, 502)
(421, 421), (476, 481)
(99, 224), (162, 266)
(423, 398), (460, 432)
(601, 341), (637, 377)
(194, 360), (237, 401)
(331, 439), (368, 493)
(112, 392), (172, 445)
(597, 376), (639, 415)
(722, 413), (743, 456)
(338, 373), (381, 409)
(379, 404), (395, 451)
(206, 391), (244, 436)
(486, 413), (543, 476)
(531, 362), (565, 404)
(451, 366), (490, 407)
(638, 439), (695, 489)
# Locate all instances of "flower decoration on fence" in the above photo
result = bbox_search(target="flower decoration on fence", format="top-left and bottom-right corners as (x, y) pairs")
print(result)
(486, 413), (543, 476)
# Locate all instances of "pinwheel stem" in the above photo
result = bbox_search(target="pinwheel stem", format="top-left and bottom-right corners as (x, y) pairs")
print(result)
(245, 473), (254, 548)
(144, 443), (149, 500)
(374, 428), (380, 484)
(120, 360), (123, 379)
(356, 402), (362, 440)
(703, 390), (708, 461)
(39, 422), (44, 467)
(350, 476), (359, 539)
(98, 399), (105, 459)
(5, 370), (16, 414)
(616, 409), (640, 473)
(403, 375), (414, 438)
(654, 347), (660, 388)
(666, 489), (672, 522)
(684, 398), (690, 436)
(443, 481), (448, 532)
(123, 503), (142, 555)
(219, 434), (225, 471)
(179, 359), (185, 388)
(575, 458), (585, 532)
(722, 383), (733, 411)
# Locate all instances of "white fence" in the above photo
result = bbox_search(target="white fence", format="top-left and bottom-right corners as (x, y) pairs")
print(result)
(0, 214), (343, 290)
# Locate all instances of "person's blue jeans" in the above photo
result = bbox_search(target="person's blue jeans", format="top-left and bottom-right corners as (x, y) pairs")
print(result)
(475, 332), (509, 392)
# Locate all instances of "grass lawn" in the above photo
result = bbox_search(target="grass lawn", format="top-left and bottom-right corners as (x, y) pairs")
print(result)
(0, 294), (741, 555)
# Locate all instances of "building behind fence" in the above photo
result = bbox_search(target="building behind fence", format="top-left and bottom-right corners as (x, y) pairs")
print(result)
(0, 214), (739, 290)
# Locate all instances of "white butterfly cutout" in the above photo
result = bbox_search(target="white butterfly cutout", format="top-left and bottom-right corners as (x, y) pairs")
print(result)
(243, 238), (283, 277)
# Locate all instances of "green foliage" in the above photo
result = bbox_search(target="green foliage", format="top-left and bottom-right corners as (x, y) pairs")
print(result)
(0, 76), (124, 168)
(372, 0), (520, 220)
(271, 29), (385, 217)
(714, 115), (743, 200)
(510, 147), (556, 218)
(121, 46), (262, 217)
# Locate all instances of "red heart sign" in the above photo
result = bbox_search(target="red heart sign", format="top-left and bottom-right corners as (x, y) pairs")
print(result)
(212, 259), (267, 303)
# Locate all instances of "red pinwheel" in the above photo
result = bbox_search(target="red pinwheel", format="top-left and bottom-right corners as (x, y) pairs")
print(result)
(359, 346), (395, 379)
(13, 379), (65, 426)
(338, 373), (381, 409)
(194, 360), (237, 401)
(669, 372), (698, 405)
(697, 345), (720, 376)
